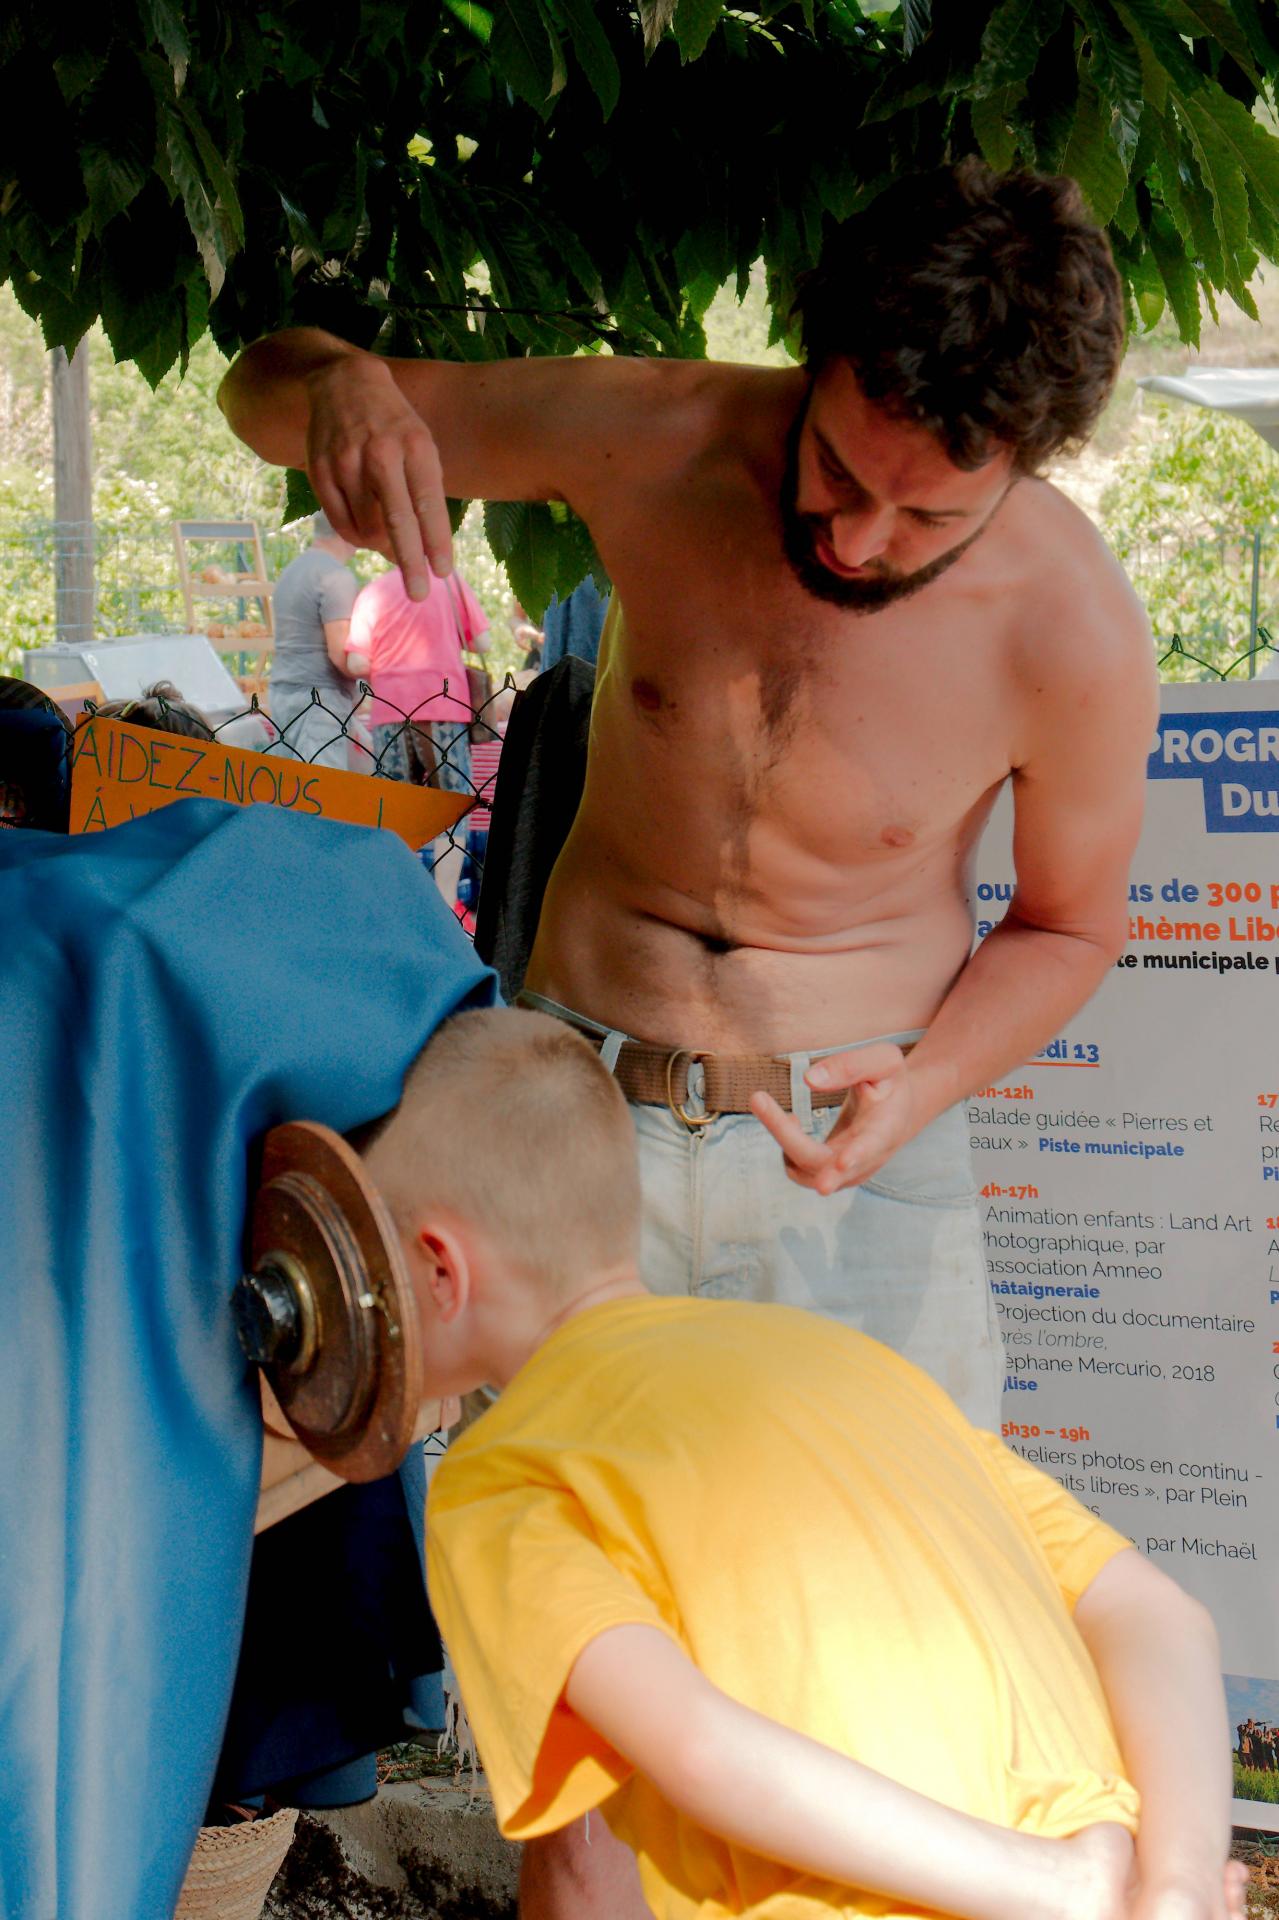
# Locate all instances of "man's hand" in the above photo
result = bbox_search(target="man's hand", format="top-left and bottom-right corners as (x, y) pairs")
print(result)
(305, 354), (453, 598)
(750, 1042), (919, 1195)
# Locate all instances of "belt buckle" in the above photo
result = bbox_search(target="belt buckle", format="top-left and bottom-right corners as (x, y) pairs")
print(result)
(665, 1049), (720, 1131)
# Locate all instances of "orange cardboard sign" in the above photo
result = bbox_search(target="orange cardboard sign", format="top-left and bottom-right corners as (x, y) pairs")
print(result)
(69, 717), (471, 849)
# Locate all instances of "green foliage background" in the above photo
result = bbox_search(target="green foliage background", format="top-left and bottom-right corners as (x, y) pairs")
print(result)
(8, 1), (1279, 609)
(1234, 1759), (1279, 1804)
(1100, 401), (1279, 676)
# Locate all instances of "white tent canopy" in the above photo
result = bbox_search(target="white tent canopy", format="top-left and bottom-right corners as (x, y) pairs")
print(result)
(1137, 368), (1279, 451)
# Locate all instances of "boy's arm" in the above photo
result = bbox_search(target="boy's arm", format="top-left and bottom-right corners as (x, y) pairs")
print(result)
(565, 1624), (1130, 1920)
(1072, 1549), (1233, 1920)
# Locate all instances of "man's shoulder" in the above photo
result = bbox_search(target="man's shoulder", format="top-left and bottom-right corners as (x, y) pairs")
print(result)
(590, 355), (793, 407)
(996, 481), (1158, 770)
(1006, 470), (1113, 576)
(1003, 479), (1153, 680)
(684, 362), (803, 452)
(589, 359), (799, 466)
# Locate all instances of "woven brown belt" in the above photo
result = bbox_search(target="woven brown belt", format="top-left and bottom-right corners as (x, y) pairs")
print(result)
(583, 1036), (848, 1127)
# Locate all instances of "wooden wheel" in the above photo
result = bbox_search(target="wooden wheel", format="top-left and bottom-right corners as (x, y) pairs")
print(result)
(237, 1121), (423, 1483)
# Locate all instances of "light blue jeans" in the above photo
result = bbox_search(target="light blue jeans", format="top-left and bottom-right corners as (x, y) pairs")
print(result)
(522, 995), (1004, 1429)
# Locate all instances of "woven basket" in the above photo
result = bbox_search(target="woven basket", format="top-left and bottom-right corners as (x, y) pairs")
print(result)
(174, 1805), (298, 1920)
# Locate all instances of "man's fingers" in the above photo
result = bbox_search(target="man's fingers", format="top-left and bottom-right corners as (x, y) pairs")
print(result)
(403, 438), (454, 583)
(749, 1092), (832, 1177)
(365, 442), (434, 595)
(311, 463), (359, 545)
(806, 1041), (906, 1093)
(384, 506), (433, 598)
(816, 1136), (876, 1195)
(750, 1091), (881, 1194)
(410, 470), (455, 579)
(329, 445), (382, 544)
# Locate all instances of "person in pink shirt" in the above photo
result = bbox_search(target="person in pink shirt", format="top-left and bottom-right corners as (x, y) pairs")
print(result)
(348, 565), (491, 903)
(347, 564), (491, 790)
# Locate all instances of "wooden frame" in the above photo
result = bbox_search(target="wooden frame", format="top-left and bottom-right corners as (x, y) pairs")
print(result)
(173, 519), (275, 699)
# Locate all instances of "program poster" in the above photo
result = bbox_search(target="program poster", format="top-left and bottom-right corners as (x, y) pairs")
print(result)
(973, 681), (1279, 1830)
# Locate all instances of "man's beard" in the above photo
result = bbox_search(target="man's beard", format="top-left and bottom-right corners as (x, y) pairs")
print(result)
(778, 390), (988, 613)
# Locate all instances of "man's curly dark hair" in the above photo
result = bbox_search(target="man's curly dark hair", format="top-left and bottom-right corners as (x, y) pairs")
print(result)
(793, 158), (1125, 476)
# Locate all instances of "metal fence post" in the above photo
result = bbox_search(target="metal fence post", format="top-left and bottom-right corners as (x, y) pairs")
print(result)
(1248, 528), (1262, 678)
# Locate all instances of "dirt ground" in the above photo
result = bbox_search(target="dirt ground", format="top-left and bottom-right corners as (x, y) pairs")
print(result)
(1235, 1828), (1279, 1919)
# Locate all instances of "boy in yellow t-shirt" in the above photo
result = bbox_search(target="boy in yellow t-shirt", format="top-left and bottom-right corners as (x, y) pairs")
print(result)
(361, 1008), (1242, 1920)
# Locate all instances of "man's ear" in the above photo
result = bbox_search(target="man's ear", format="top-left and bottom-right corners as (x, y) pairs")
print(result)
(415, 1223), (470, 1323)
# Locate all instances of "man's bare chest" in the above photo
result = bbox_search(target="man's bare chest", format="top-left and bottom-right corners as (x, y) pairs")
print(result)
(597, 583), (1014, 862)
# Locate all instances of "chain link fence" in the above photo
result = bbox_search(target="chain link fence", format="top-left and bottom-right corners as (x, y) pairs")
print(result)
(71, 677), (516, 931)
(1156, 630), (1278, 682)
(1115, 528), (1279, 679)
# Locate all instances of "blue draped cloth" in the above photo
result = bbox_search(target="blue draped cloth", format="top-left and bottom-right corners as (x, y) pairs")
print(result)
(0, 800), (494, 1920)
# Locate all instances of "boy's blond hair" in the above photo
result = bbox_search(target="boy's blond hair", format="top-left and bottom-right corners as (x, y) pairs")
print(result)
(364, 1008), (641, 1284)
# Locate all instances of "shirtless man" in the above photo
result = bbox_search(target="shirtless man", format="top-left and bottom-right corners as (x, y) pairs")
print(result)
(222, 159), (1156, 1917)
(221, 159), (1153, 1412)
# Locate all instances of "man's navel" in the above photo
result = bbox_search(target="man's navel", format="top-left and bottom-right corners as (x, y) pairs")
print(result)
(632, 676), (668, 718)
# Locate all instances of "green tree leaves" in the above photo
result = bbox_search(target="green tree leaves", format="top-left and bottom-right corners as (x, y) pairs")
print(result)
(553, 0), (622, 112)
(7, 3), (1279, 598)
(490, 0), (565, 112)
(159, 87), (245, 301)
(483, 497), (604, 612)
(976, 0), (1061, 95)
(1074, 0), (1142, 171)
(673, 0), (724, 64)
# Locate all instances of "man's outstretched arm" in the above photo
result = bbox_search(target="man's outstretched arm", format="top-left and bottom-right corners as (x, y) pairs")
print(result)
(218, 329), (683, 598)
(565, 1624), (1134, 1920)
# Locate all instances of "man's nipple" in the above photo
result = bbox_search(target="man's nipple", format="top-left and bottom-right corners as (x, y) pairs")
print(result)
(632, 677), (664, 715)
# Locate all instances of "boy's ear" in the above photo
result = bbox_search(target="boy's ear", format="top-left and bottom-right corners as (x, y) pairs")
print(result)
(415, 1224), (470, 1323)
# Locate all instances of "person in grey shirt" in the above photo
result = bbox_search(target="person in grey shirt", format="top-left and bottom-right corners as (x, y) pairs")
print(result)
(268, 511), (361, 769)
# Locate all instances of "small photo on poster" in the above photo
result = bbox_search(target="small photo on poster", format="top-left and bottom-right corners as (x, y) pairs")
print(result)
(1226, 1674), (1279, 1809)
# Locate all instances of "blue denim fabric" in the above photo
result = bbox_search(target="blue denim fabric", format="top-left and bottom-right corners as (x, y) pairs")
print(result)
(0, 801), (496, 1920)
(629, 1097), (1001, 1429)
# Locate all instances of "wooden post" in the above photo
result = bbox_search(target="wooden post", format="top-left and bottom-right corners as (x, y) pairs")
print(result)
(51, 344), (94, 647)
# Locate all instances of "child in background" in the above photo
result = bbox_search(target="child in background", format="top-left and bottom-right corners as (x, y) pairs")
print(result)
(93, 680), (216, 740)
(361, 1008), (1244, 1920)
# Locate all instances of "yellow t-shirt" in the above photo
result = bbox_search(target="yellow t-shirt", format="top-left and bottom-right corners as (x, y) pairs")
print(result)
(426, 1297), (1138, 1920)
